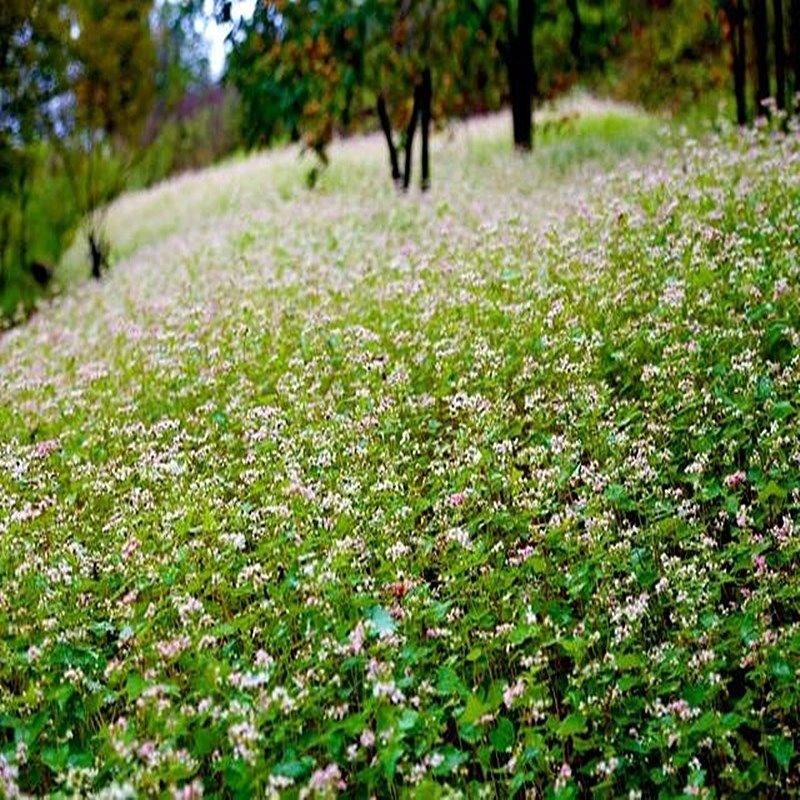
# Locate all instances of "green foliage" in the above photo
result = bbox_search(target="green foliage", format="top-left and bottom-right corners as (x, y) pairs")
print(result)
(134, 89), (243, 188)
(224, 0), (737, 158)
(608, 0), (728, 111)
(0, 0), (74, 319)
(0, 0), (158, 322)
(0, 106), (798, 796)
(226, 0), (509, 153)
(0, 146), (85, 322)
(152, 0), (211, 110)
(71, 0), (156, 147)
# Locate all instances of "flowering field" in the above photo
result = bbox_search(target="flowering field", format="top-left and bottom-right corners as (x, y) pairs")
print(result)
(1, 106), (799, 798)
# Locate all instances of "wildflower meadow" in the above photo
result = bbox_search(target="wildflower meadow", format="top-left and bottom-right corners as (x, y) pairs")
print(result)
(1, 105), (799, 798)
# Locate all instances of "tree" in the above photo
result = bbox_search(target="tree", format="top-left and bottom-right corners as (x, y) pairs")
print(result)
(152, 0), (211, 113)
(66, 0), (156, 277)
(0, 0), (156, 297)
(370, 1), (452, 191)
(227, 0), (508, 189)
(0, 0), (72, 298)
(773, 0), (786, 111)
(733, 1), (748, 124)
(381, 65), (433, 191)
(566, 0), (583, 67)
(505, 0), (535, 150)
(751, 0), (770, 116)
(791, 0), (800, 110)
(719, 0), (748, 124)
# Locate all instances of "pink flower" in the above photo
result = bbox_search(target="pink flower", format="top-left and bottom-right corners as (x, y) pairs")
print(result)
(307, 763), (345, 794)
(559, 762), (572, 779)
(754, 554), (767, 576)
(172, 780), (204, 800)
(503, 678), (524, 709)
(137, 741), (156, 764)
(448, 491), (467, 507)
(774, 278), (789, 300)
(359, 729), (375, 748)
(122, 537), (140, 561)
(348, 622), (365, 654)
(156, 635), (190, 660)
(33, 439), (59, 458)
(724, 471), (746, 490)
(255, 649), (273, 668)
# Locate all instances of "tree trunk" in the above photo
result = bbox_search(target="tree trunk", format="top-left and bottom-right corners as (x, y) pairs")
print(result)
(508, 0), (534, 151)
(566, 0), (583, 67)
(420, 67), (432, 191)
(17, 170), (30, 275)
(30, 261), (53, 286)
(752, 0), (770, 115)
(730, 1), (748, 125)
(774, 0), (787, 111)
(791, 0), (800, 109)
(403, 84), (421, 191)
(0, 212), (9, 290)
(377, 94), (401, 185)
(89, 232), (107, 280)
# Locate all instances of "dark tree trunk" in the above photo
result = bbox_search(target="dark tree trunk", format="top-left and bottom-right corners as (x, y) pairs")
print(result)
(89, 232), (107, 280)
(774, 0), (787, 110)
(17, 171), (30, 275)
(752, 0), (770, 115)
(30, 261), (53, 286)
(420, 67), (432, 191)
(728, 1), (748, 125)
(507, 0), (535, 150)
(791, 0), (800, 109)
(402, 84), (421, 191)
(566, 0), (583, 67)
(0, 213), (9, 290)
(508, 65), (520, 144)
(735, 3), (748, 123)
(377, 94), (401, 184)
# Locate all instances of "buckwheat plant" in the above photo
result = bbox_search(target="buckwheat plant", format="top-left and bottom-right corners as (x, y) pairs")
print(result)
(0, 104), (798, 798)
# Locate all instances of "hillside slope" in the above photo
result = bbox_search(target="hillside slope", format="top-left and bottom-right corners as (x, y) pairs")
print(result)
(1, 106), (799, 798)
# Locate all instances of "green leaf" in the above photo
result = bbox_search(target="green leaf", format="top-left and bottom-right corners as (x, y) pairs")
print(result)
(367, 606), (396, 637)
(40, 744), (69, 772)
(414, 781), (445, 800)
(436, 666), (467, 697)
(194, 727), (218, 757)
(490, 717), (515, 752)
(49, 682), (76, 709)
(769, 737), (794, 771)
(432, 746), (469, 776)
(771, 401), (793, 420)
(755, 375), (773, 400)
(398, 709), (419, 732)
(273, 757), (312, 779)
(604, 483), (634, 510)
(556, 713), (588, 738)
(769, 658), (792, 680)
(125, 672), (147, 701)
(616, 652), (644, 670)
(460, 694), (488, 725)
(223, 758), (252, 796)
(380, 743), (404, 781)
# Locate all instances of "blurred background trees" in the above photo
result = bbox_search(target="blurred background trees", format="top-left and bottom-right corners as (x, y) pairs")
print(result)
(1, 0), (799, 324)
(1, 0), (72, 305)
